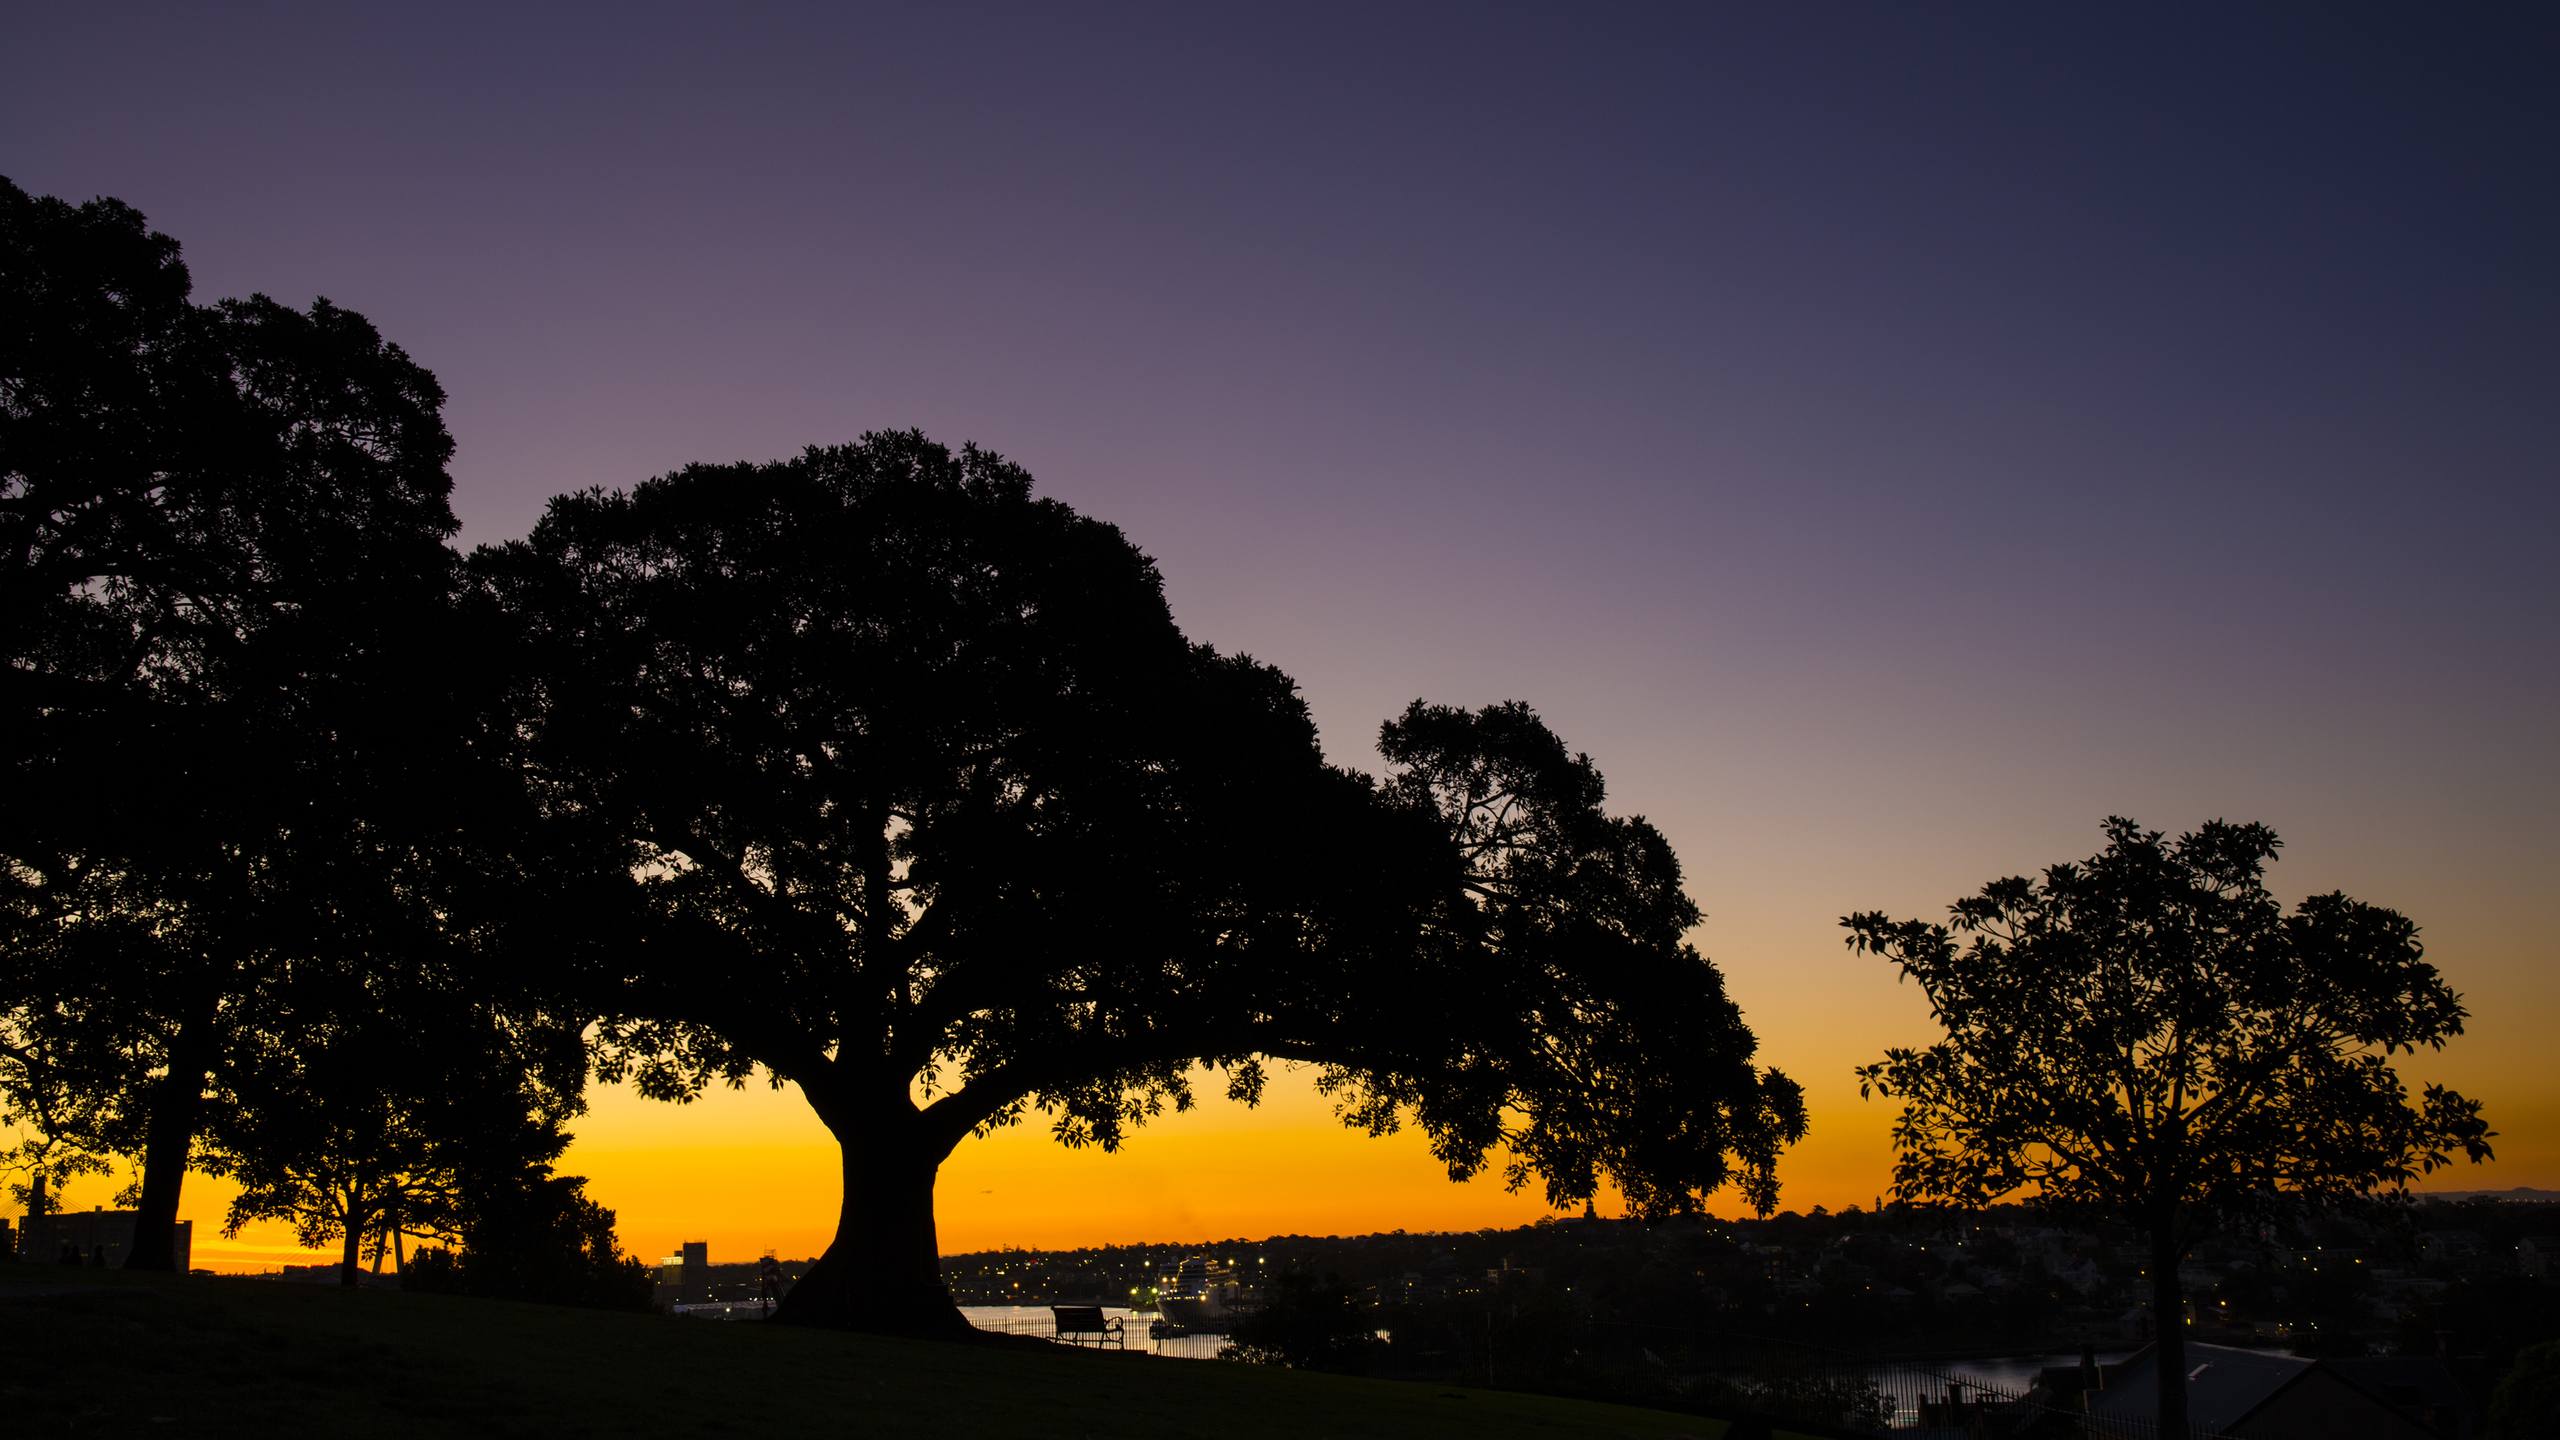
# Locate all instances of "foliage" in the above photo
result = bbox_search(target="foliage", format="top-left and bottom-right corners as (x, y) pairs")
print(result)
(209, 968), (586, 1285)
(1, 174), (473, 1264)
(480, 433), (1380, 1134)
(1847, 817), (2490, 1223)
(402, 1166), (652, 1311)
(1220, 1270), (1377, 1373)
(2397, 1273), (2560, 1377)
(0, 859), (148, 1203)
(1846, 817), (2492, 1432)
(1372, 701), (1804, 1216)
(2486, 1339), (2560, 1440)
(478, 432), (1800, 1330)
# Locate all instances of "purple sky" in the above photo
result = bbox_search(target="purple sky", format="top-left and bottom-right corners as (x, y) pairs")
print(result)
(11, 4), (2557, 1215)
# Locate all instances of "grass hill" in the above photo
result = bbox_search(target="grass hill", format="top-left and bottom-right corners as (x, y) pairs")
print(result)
(0, 1265), (1771, 1437)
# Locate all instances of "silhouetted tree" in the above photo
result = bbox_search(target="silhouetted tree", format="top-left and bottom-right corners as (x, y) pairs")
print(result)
(1220, 1270), (1375, 1372)
(0, 861), (157, 1209)
(478, 433), (1803, 1336)
(1846, 818), (2493, 1437)
(401, 1157), (651, 1310)
(1, 175), (471, 1268)
(209, 968), (586, 1287)
(455, 1171), (652, 1311)
(2487, 1339), (2560, 1440)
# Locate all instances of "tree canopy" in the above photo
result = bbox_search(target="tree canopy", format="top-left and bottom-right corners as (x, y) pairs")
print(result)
(1376, 700), (1803, 1217)
(1, 174), (516, 1268)
(9, 178), (1796, 1330)
(399, 1166), (654, 1312)
(1846, 817), (2492, 1434)
(481, 432), (1801, 1333)
(210, 963), (587, 1287)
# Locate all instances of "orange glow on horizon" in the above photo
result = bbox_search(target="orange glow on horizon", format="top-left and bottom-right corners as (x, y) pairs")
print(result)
(37, 865), (2555, 1276)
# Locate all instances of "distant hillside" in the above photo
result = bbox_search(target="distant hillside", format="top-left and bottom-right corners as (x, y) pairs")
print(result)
(2416, 1187), (2560, 1203)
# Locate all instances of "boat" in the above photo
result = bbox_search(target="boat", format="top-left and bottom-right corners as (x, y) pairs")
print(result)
(1152, 1256), (1256, 1335)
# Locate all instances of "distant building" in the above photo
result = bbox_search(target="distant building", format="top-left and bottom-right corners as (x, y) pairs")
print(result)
(14, 1206), (192, 1271)
(657, 1240), (710, 1306)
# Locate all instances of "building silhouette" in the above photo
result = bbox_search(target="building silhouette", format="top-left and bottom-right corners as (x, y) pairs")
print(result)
(656, 1240), (710, 1306)
(11, 1184), (192, 1270)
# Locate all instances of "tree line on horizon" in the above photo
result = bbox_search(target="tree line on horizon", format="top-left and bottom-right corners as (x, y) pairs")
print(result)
(0, 174), (2493, 1430)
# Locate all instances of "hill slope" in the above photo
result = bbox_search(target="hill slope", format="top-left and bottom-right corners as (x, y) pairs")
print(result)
(0, 1267), (1747, 1437)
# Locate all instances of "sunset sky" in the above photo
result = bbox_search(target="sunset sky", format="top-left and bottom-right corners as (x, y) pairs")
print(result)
(8, 5), (2554, 1272)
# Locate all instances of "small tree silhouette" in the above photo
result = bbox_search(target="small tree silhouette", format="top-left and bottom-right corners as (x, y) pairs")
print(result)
(1847, 817), (2492, 1436)
(210, 972), (584, 1287)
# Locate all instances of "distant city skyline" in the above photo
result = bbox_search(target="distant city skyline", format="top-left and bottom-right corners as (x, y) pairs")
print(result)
(8, 4), (2553, 1272)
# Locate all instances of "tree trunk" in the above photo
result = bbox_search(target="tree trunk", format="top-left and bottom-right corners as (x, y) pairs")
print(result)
(340, 1211), (364, 1288)
(124, 1017), (214, 1272)
(2149, 1219), (2189, 1438)
(771, 1095), (971, 1338)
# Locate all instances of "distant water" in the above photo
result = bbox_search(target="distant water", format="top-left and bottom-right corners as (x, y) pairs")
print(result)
(961, 1305), (1231, 1359)
(959, 1305), (2132, 1390)
(1902, 1350), (2135, 1393)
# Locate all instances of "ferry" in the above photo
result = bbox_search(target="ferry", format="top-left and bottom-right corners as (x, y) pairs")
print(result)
(1152, 1256), (1257, 1335)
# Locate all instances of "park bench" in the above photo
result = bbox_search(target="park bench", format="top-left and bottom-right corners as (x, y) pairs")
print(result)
(1049, 1304), (1126, 1348)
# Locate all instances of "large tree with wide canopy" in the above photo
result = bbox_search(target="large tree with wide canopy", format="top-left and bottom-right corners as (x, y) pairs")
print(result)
(479, 432), (1803, 1334)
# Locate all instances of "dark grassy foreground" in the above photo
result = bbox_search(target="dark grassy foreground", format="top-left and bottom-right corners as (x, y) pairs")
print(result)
(0, 1266), (1773, 1438)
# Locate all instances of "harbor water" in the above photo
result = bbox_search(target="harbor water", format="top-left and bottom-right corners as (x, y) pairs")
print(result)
(960, 1305), (1230, 1359)
(961, 1304), (2130, 1394)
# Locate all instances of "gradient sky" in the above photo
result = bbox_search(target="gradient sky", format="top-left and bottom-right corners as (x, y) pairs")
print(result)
(9, 4), (2556, 1271)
